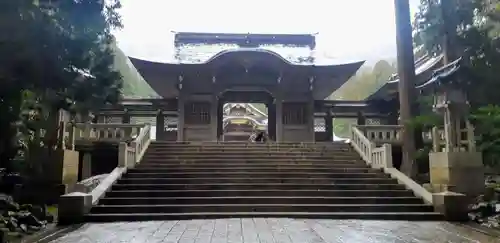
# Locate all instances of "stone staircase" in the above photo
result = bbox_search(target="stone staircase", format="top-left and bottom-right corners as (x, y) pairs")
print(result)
(85, 142), (443, 222)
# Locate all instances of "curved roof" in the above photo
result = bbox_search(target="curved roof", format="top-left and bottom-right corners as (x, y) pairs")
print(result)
(129, 49), (364, 100)
(365, 54), (444, 101)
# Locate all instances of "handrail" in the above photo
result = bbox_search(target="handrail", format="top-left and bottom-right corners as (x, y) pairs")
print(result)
(355, 125), (403, 144)
(350, 125), (374, 163)
(73, 123), (144, 141)
(131, 123), (152, 164)
(349, 124), (432, 204)
(350, 125), (395, 168)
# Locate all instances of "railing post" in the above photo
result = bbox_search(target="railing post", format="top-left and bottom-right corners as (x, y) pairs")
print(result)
(383, 143), (393, 168)
(83, 123), (91, 139)
(58, 121), (67, 149)
(130, 141), (137, 165)
(465, 120), (476, 151)
(432, 126), (440, 152)
(118, 142), (128, 167)
(67, 122), (75, 150)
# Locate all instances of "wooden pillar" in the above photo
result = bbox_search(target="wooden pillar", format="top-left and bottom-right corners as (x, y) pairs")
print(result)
(267, 102), (276, 141)
(275, 98), (283, 142)
(394, 0), (418, 178)
(156, 110), (164, 141)
(177, 97), (185, 141)
(122, 109), (130, 124)
(325, 109), (333, 141)
(210, 95), (218, 141)
(217, 100), (224, 140)
(307, 97), (315, 142)
(356, 112), (366, 125)
(81, 152), (92, 180)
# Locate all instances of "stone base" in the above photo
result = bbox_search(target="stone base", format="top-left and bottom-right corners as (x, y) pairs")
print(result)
(433, 191), (469, 222)
(429, 151), (484, 197)
(58, 192), (92, 225)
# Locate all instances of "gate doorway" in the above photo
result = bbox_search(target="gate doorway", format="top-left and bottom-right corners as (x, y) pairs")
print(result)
(217, 90), (275, 142)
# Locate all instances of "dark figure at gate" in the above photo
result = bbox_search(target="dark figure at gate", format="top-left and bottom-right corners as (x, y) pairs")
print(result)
(255, 131), (267, 143)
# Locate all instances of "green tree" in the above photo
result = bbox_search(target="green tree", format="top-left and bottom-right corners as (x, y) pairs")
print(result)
(413, 0), (500, 108)
(0, 0), (123, 172)
(413, 0), (500, 168)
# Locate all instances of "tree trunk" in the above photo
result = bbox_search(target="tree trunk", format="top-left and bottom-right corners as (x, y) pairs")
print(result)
(394, 0), (418, 179)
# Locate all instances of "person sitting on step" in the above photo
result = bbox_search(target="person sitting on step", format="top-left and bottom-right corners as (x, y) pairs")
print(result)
(254, 131), (267, 143)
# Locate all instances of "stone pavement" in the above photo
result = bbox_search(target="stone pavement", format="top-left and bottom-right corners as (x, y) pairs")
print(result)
(49, 218), (500, 243)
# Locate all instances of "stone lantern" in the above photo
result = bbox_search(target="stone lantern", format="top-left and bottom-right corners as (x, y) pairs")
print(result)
(425, 58), (484, 198)
(431, 69), (470, 152)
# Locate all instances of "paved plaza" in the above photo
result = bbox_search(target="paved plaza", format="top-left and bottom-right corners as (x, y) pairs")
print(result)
(49, 218), (499, 243)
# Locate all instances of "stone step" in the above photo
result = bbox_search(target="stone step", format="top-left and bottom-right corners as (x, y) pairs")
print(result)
(122, 172), (390, 179)
(84, 211), (443, 222)
(111, 183), (407, 191)
(148, 148), (352, 152)
(128, 167), (380, 173)
(139, 158), (366, 166)
(142, 156), (361, 161)
(136, 163), (369, 168)
(145, 151), (357, 156)
(117, 178), (398, 185)
(90, 204), (435, 214)
(104, 189), (416, 198)
(144, 153), (359, 157)
(150, 142), (349, 147)
(98, 196), (425, 205)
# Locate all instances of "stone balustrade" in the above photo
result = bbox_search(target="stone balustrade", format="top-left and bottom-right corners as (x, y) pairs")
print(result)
(59, 123), (153, 224)
(350, 125), (433, 205)
(73, 123), (144, 142)
(355, 125), (403, 144)
(350, 125), (394, 169)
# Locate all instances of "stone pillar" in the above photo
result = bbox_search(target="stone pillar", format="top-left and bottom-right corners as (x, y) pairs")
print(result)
(275, 98), (283, 142)
(267, 102), (276, 141)
(429, 151), (484, 198)
(325, 110), (333, 141)
(156, 110), (164, 141)
(177, 97), (185, 142)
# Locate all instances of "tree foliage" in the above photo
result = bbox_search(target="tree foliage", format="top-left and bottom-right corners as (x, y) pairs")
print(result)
(414, 0), (500, 108)
(413, 0), (500, 168)
(0, 0), (124, 174)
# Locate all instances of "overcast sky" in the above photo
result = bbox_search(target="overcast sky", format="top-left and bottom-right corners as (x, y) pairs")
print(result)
(114, 0), (420, 64)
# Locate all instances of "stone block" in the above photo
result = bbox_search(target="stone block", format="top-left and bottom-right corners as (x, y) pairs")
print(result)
(58, 192), (92, 225)
(429, 151), (484, 197)
(433, 191), (469, 222)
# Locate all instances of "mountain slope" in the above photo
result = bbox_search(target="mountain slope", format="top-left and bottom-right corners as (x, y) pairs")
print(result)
(112, 43), (159, 98)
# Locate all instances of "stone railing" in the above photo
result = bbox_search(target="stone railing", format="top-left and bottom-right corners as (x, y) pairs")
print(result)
(59, 123), (153, 224)
(73, 123), (144, 142)
(118, 123), (152, 167)
(355, 125), (403, 144)
(350, 125), (394, 168)
(349, 125), (433, 204)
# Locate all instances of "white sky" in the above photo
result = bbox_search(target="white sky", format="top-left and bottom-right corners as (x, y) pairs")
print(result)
(114, 0), (420, 64)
